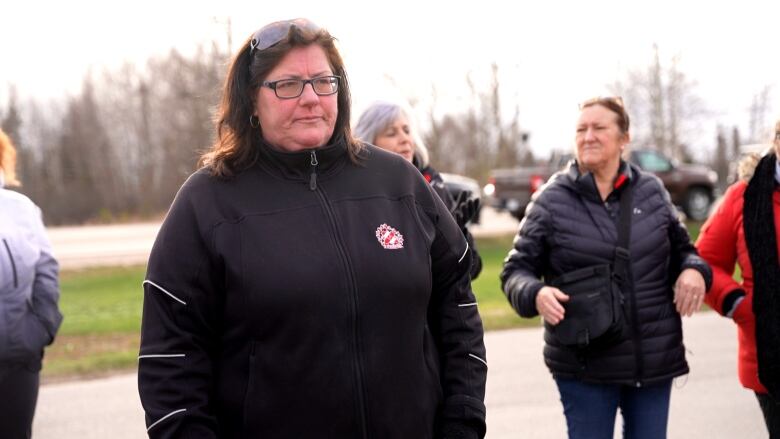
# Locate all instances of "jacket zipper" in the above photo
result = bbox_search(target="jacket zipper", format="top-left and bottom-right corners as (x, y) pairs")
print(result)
(2, 238), (19, 288)
(613, 200), (644, 386)
(627, 262), (643, 386)
(311, 161), (369, 437)
(309, 151), (318, 191)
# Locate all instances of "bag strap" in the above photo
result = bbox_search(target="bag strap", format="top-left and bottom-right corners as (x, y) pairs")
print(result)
(613, 182), (633, 287)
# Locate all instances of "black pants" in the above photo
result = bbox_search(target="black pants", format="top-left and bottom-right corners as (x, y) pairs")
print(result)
(0, 365), (39, 439)
(757, 392), (780, 438)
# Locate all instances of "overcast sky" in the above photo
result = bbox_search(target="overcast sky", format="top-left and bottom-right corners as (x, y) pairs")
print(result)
(2, 0), (778, 158)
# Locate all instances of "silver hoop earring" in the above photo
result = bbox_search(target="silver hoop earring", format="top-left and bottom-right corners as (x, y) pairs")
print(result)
(249, 115), (260, 128)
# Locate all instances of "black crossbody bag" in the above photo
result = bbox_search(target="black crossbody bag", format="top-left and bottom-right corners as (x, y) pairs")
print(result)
(545, 186), (632, 349)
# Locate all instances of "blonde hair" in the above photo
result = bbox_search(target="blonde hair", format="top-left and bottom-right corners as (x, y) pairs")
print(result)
(737, 120), (780, 181)
(0, 128), (20, 187)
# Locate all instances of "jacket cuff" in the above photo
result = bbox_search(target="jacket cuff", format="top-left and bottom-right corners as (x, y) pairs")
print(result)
(722, 289), (746, 317)
(440, 419), (482, 439)
(681, 259), (713, 291)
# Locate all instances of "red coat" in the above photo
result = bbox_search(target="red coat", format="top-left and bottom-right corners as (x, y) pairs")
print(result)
(696, 180), (780, 393)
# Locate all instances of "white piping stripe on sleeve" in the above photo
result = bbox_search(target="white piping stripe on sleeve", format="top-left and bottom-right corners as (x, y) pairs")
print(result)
(458, 242), (470, 263)
(142, 280), (187, 305)
(147, 408), (187, 432)
(138, 354), (186, 360)
(468, 353), (488, 367)
(458, 302), (478, 307)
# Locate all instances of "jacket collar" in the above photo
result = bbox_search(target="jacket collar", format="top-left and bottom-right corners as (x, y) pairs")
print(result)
(256, 135), (348, 181)
(565, 159), (634, 202)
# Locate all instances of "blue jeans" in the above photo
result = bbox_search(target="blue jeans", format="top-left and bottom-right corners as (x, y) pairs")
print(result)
(554, 377), (673, 439)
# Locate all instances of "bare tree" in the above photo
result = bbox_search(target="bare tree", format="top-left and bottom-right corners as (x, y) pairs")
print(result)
(612, 45), (707, 162)
(422, 63), (529, 182)
(713, 125), (729, 191)
(748, 85), (772, 143)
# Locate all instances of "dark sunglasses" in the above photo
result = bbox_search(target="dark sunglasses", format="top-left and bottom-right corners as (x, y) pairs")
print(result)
(249, 18), (321, 55)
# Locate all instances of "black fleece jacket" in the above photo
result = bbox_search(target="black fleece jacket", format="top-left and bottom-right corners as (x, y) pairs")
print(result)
(138, 140), (487, 438)
(501, 160), (712, 386)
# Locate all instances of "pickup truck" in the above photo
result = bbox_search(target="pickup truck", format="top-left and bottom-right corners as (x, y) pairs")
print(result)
(484, 149), (718, 221)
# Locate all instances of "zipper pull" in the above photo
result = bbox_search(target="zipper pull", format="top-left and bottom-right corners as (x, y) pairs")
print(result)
(309, 150), (318, 191)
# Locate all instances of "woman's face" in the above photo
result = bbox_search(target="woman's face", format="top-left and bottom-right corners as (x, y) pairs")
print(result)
(254, 44), (338, 152)
(373, 114), (415, 162)
(575, 104), (628, 173)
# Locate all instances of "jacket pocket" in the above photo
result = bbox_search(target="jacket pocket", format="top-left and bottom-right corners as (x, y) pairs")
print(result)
(733, 295), (752, 327)
(1, 234), (40, 304)
(242, 342), (260, 435)
(422, 325), (443, 403)
(2, 238), (19, 289)
(3, 303), (50, 364)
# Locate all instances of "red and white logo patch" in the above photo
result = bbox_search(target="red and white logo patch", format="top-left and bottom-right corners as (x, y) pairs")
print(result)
(375, 223), (404, 249)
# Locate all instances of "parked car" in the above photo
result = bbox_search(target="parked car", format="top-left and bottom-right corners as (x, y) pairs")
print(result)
(485, 148), (718, 221)
(440, 172), (482, 224)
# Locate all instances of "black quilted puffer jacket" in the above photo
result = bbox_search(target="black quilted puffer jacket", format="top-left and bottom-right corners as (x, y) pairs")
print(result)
(501, 160), (712, 386)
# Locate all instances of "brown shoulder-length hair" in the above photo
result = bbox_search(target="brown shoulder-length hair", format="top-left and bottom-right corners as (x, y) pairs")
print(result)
(579, 96), (631, 135)
(0, 128), (20, 187)
(201, 22), (362, 178)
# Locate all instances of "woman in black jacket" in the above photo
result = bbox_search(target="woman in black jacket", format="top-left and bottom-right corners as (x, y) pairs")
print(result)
(137, 18), (486, 439)
(354, 100), (482, 279)
(501, 97), (711, 439)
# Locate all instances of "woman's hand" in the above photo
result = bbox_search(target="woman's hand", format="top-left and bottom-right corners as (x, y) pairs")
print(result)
(673, 268), (706, 317)
(535, 286), (570, 325)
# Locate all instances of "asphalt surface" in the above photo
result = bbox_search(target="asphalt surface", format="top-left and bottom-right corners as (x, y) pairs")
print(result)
(34, 313), (765, 438)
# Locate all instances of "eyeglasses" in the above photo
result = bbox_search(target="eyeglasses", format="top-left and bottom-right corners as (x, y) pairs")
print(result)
(262, 75), (340, 99)
(250, 18), (321, 56)
(579, 96), (624, 110)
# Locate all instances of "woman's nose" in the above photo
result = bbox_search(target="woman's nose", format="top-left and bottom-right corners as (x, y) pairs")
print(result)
(298, 82), (319, 103)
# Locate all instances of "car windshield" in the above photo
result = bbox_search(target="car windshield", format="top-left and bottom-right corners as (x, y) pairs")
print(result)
(635, 151), (672, 172)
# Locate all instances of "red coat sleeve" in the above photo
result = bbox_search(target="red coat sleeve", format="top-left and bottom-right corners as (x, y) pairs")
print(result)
(695, 182), (745, 315)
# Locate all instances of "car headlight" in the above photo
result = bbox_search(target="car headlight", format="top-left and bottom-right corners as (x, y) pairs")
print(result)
(483, 183), (495, 197)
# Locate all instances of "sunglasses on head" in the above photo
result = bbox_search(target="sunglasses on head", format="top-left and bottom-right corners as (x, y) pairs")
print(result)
(579, 96), (624, 110)
(249, 18), (321, 55)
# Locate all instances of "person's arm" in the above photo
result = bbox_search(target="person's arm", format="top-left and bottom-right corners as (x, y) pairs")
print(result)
(435, 183), (483, 279)
(426, 191), (487, 439)
(660, 182), (711, 315)
(29, 205), (63, 344)
(695, 184), (745, 317)
(463, 228), (483, 280)
(138, 181), (222, 438)
(500, 197), (551, 318)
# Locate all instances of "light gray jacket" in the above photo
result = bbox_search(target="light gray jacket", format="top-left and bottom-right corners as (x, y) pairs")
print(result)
(0, 182), (62, 368)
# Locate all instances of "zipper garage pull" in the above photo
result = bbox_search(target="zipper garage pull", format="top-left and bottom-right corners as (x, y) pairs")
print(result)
(309, 150), (318, 191)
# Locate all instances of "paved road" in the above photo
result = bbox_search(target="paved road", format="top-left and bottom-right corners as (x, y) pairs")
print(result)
(47, 222), (161, 270)
(47, 208), (520, 270)
(34, 312), (766, 438)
